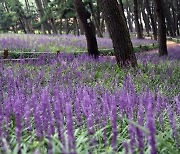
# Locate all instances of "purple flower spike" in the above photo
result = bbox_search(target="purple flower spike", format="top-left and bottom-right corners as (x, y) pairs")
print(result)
(123, 142), (129, 154)
(147, 96), (157, 154)
(66, 97), (76, 153)
(168, 105), (179, 148)
(111, 95), (118, 151)
(136, 99), (145, 154)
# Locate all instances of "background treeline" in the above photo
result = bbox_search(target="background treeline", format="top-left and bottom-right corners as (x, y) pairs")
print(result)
(0, 0), (179, 38)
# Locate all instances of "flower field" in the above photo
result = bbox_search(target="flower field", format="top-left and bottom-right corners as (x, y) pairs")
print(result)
(0, 35), (179, 154)
(0, 34), (157, 53)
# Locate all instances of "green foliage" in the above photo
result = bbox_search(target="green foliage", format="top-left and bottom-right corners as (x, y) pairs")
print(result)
(0, 3), (17, 32)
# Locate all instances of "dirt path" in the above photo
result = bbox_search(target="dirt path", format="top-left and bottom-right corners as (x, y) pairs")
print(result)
(143, 40), (180, 54)
(167, 40), (180, 47)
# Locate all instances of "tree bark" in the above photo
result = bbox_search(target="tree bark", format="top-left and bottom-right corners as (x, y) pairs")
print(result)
(65, 18), (70, 35)
(145, 0), (157, 40)
(73, 0), (99, 58)
(25, 0), (34, 33)
(125, 0), (133, 32)
(141, 0), (150, 36)
(14, 0), (27, 33)
(98, 0), (137, 67)
(78, 19), (85, 35)
(163, 2), (176, 37)
(171, 0), (180, 36)
(35, 0), (49, 34)
(42, 0), (57, 34)
(59, 18), (63, 35)
(100, 17), (105, 33)
(133, 0), (143, 38)
(88, 1), (103, 38)
(73, 17), (79, 36)
(153, 0), (168, 56)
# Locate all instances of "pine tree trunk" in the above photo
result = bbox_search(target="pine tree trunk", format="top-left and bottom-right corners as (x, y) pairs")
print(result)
(96, 0), (101, 26)
(59, 18), (63, 35)
(42, 0), (57, 34)
(73, 17), (79, 36)
(65, 18), (70, 35)
(98, 0), (137, 67)
(35, 0), (48, 34)
(100, 18), (105, 33)
(14, 0), (27, 33)
(73, 0), (99, 58)
(133, 0), (143, 38)
(164, 2), (176, 37)
(78, 19), (85, 35)
(88, 1), (103, 38)
(125, 0), (133, 32)
(145, 0), (157, 40)
(174, 0), (180, 36)
(141, 0), (150, 36)
(153, 0), (168, 56)
(25, 0), (34, 33)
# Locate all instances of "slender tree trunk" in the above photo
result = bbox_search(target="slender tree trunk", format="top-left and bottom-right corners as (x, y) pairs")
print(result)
(153, 0), (168, 56)
(125, 0), (133, 32)
(100, 17), (105, 33)
(141, 0), (150, 36)
(42, 0), (57, 34)
(96, 0), (101, 26)
(163, 2), (176, 37)
(50, 18), (57, 34)
(25, 0), (34, 33)
(78, 19), (85, 35)
(18, 18), (27, 33)
(133, 0), (143, 38)
(145, 0), (157, 40)
(88, 1), (103, 38)
(73, 17), (79, 36)
(59, 18), (63, 35)
(98, 0), (137, 67)
(73, 0), (99, 58)
(35, 0), (47, 34)
(174, 0), (180, 35)
(65, 18), (70, 35)
(14, 0), (28, 33)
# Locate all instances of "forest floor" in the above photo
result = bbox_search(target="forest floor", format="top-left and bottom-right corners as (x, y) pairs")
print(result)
(143, 40), (180, 54)
(167, 40), (180, 47)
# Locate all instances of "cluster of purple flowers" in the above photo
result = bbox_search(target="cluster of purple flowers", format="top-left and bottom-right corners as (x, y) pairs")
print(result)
(0, 52), (179, 153)
(0, 34), (157, 53)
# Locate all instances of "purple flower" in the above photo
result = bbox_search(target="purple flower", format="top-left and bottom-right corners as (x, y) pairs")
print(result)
(65, 95), (76, 153)
(123, 142), (129, 154)
(168, 105), (179, 147)
(136, 99), (145, 154)
(111, 95), (118, 151)
(147, 95), (157, 154)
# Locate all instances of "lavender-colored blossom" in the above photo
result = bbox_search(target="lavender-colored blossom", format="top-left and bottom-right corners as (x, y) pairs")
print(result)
(128, 112), (136, 154)
(175, 94), (180, 116)
(147, 95), (157, 154)
(111, 95), (118, 151)
(168, 105), (179, 147)
(136, 98), (145, 154)
(123, 142), (129, 154)
(65, 95), (76, 153)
